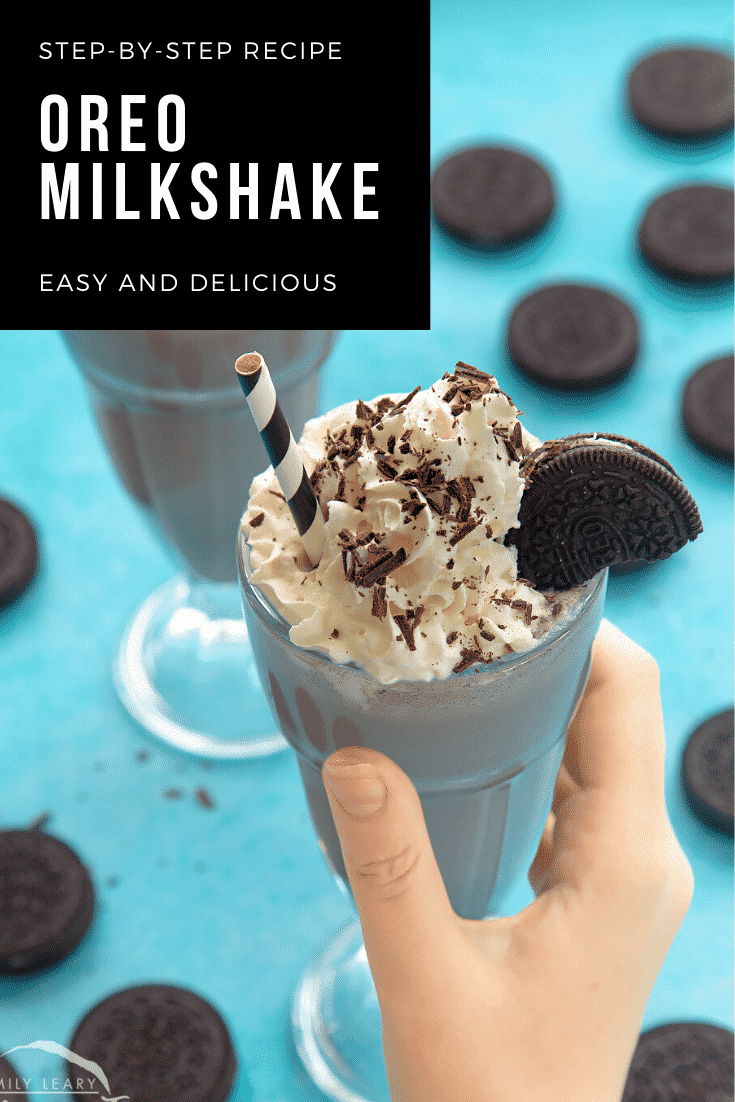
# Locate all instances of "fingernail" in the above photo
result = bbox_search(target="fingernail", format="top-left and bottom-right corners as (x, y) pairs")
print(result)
(323, 760), (387, 817)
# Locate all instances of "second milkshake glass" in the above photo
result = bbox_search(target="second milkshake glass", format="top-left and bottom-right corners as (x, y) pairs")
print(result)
(238, 530), (608, 1102)
(61, 330), (338, 758)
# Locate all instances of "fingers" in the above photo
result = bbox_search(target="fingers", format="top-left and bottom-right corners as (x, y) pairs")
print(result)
(528, 763), (577, 894)
(322, 746), (459, 1007)
(546, 619), (681, 899)
(528, 809), (555, 895)
(564, 618), (666, 810)
(529, 620), (671, 897)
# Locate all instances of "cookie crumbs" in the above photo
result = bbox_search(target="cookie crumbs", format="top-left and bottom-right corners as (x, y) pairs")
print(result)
(196, 787), (215, 809)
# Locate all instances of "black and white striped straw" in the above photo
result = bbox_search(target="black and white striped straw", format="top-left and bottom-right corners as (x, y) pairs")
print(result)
(235, 351), (326, 567)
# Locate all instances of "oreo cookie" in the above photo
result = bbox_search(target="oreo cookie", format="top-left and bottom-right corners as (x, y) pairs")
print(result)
(507, 434), (703, 590)
(622, 1021), (734, 1101)
(682, 354), (734, 462)
(507, 283), (639, 390)
(628, 46), (735, 139)
(0, 1055), (27, 1100)
(0, 498), (38, 607)
(431, 145), (555, 248)
(0, 829), (95, 974)
(638, 184), (734, 282)
(67, 984), (238, 1102)
(682, 708), (734, 835)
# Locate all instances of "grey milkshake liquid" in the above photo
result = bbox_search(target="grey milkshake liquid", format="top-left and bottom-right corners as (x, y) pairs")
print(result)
(62, 330), (337, 583)
(238, 364), (606, 918)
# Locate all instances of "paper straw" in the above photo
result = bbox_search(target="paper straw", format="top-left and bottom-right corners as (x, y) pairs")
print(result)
(235, 351), (326, 567)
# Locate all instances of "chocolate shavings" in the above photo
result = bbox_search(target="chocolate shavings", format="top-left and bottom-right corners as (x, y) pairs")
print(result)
(372, 586), (388, 619)
(356, 546), (407, 588)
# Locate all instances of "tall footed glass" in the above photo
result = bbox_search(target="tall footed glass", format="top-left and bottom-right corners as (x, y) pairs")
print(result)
(61, 330), (338, 758)
(238, 532), (608, 1102)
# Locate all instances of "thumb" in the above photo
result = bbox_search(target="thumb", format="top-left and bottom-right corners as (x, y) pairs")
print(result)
(322, 746), (459, 1006)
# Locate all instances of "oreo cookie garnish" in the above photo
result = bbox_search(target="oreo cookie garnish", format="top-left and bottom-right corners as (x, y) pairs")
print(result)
(682, 353), (734, 463)
(628, 46), (735, 139)
(431, 145), (555, 248)
(67, 984), (238, 1102)
(507, 283), (639, 390)
(0, 1055), (27, 1100)
(507, 434), (703, 590)
(682, 708), (733, 835)
(622, 1021), (734, 1101)
(0, 829), (95, 974)
(638, 184), (734, 282)
(0, 498), (38, 607)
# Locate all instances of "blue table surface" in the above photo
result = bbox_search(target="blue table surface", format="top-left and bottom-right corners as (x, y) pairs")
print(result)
(2, 4), (733, 1100)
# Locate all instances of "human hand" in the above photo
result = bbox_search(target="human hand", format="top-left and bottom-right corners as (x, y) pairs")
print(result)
(321, 619), (695, 1102)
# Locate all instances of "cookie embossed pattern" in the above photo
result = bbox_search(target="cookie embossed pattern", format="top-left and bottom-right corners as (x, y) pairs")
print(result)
(67, 984), (238, 1102)
(508, 433), (703, 590)
(0, 830), (95, 975)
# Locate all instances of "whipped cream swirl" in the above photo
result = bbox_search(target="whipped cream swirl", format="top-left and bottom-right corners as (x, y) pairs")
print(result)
(240, 363), (575, 684)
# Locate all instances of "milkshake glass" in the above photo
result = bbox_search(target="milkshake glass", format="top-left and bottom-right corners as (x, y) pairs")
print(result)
(61, 330), (338, 758)
(238, 530), (607, 1102)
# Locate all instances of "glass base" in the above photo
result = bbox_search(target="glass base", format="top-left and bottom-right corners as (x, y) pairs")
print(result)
(114, 573), (288, 758)
(292, 920), (392, 1102)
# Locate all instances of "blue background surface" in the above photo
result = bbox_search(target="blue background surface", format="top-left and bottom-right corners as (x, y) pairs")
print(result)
(2, 2), (733, 1099)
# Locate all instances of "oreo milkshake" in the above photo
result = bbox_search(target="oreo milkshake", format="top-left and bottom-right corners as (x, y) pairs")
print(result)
(238, 363), (606, 917)
(62, 330), (337, 583)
